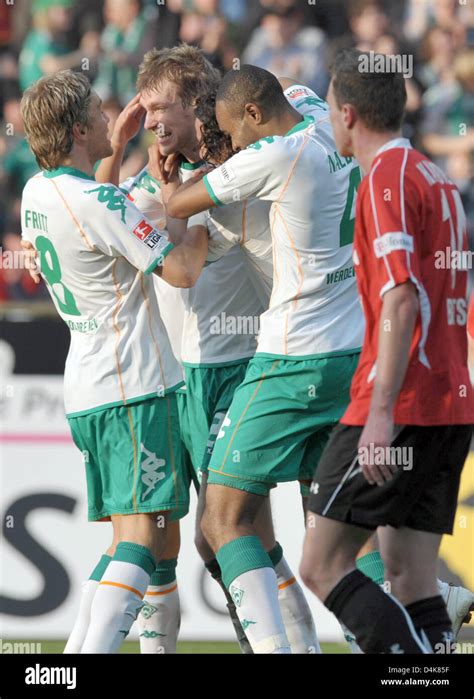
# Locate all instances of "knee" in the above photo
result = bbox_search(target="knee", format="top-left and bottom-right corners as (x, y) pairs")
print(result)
(299, 558), (327, 599)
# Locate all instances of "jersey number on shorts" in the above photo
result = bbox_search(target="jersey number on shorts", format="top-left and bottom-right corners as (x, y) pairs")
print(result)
(339, 167), (362, 247)
(36, 236), (81, 316)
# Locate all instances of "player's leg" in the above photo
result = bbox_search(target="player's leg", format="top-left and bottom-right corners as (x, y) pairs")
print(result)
(195, 471), (254, 653)
(202, 483), (291, 654)
(300, 514), (428, 653)
(137, 520), (181, 654)
(259, 496), (321, 654)
(63, 520), (120, 654)
(378, 525), (453, 652)
(81, 512), (168, 654)
(79, 394), (188, 653)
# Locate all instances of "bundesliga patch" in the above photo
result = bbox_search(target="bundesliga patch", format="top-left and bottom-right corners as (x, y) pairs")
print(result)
(218, 163), (236, 185)
(373, 232), (414, 258)
(133, 219), (163, 250)
(133, 219), (154, 241)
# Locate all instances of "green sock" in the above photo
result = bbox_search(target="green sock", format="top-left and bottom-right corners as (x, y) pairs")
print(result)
(356, 550), (385, 586)
(216, 536), (273, 590)
(268, 542), (283, 568)
(150, 557), (178, 586)
(89, 554), (112, 582)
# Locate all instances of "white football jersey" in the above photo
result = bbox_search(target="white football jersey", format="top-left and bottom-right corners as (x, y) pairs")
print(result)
(21, 167), (183, 417)
(204, 85), (365, 358)
(123, 160), (265, 367)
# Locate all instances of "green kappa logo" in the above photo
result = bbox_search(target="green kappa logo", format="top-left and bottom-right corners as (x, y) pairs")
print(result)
(86, 185), (128, 223)
(230, 585), (244, 607)
(241, 619), (257, 631)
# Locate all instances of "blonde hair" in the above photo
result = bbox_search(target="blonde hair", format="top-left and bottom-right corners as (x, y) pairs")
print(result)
(21, 70), (92, 170)
(137, 44), (221, 107)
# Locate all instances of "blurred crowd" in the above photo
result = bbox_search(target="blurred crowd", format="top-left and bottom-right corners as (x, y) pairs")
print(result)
(0, 0), (473, 301)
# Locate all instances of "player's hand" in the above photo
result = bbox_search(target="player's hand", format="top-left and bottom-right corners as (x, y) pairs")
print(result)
(110, 94), (145, 150)
(147, 146), (180, 186)
(20, 239), (41, 284)
(357, 411), (397, 486)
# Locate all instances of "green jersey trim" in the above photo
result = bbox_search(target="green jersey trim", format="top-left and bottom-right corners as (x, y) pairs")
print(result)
(255, 348), (362, 361)
(44, 166), (95, 181)
(179, 159), (206, 171)
(203, 175), (224, 206)
(144, 242), (174, 276)
(285, 115), (315, 137)
(182, 357), (253, 369)
(66, 381), (185, 419)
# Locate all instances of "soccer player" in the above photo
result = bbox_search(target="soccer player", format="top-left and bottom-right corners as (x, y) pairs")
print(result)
(20, 69), (209, 653)
(96, 46), (318, 653)
(167, 65), (365, 653)
(299, 48), (474, 654)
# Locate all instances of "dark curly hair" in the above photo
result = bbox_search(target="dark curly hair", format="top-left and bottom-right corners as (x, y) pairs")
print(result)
(194, 92), (234, 166)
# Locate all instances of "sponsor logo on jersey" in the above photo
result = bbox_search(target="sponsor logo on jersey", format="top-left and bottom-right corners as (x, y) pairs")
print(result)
(86, 185), (128, 223)
(287, 87), (310, 99)
(373, 232), (414, 258)
(218, 163), (236, 185)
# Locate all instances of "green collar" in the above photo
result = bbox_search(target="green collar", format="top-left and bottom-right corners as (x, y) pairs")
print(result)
(285, 115), (315, 137)
(44, 166), (95, 181)
(179, 159), (206, 171)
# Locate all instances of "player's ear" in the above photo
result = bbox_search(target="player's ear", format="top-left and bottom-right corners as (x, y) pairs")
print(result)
(72, 122), (88, 142)
(342, 104), (357, 131)
(244, 103), (262, 126)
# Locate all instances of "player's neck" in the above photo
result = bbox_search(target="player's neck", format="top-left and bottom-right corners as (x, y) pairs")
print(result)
(261, 106), (303, 139)
(179, 141), (202, 165)
(353, 129), (403, 174)
(60, 153), (95, 178)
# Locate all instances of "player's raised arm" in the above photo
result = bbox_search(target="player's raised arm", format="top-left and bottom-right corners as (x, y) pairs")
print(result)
(95, 94), (145, 186)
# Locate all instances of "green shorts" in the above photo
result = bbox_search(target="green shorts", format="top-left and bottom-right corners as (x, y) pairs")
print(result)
(68, 394), (189, 522)
(207, 352), (360, 497)
(180, 361), (250, 483)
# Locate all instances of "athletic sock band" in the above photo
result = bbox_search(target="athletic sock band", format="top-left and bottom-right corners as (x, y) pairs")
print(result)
(113, 542), (156, 576)
(150, 558), (178, 586)
(356, 551), (385, 586)
(268, 542), (284, 568)
(89, 554), (112, 582)
(216, 536), (273, 590)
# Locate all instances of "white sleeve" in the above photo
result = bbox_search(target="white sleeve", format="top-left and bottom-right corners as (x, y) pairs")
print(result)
(83, 182), (173, 275)
(284, 84), (329, 117)
(203, 139), (285, 208)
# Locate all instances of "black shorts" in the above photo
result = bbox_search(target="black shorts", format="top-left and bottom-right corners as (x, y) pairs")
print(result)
(308, 423), (473, 534)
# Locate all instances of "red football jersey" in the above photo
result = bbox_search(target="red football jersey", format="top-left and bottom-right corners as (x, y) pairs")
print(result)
(342, 138), (474, 426)
(468, 293), (474, 341)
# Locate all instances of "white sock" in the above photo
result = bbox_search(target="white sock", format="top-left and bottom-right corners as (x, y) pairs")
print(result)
(137, 581), (181, 653)
(229, 568), (291, 654)
(275, 556), (322, 653)
(64, 579), (99, 654)
(81, 559), (151, 654)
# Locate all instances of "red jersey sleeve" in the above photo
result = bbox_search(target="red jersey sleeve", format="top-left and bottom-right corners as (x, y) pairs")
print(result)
(358, 149), (422, 298)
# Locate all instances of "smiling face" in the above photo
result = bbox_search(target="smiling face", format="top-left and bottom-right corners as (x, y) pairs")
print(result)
(140, 79), (199, 157)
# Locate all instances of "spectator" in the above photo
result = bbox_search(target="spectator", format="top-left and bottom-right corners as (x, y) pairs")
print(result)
(93, 0), (156, 104)
(0, 85), (39, 236)
(243, 3), (329, 97)
(417, 26), (456, 91)
(18, 0), (99, 91)
(347, 0), (389, 51)
(404, 0), (467, 49)
(421, 48), (474, 247)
